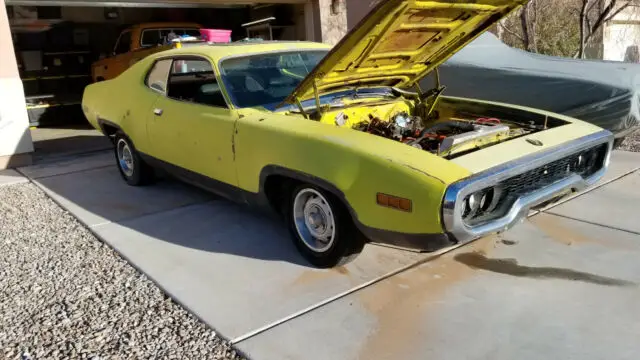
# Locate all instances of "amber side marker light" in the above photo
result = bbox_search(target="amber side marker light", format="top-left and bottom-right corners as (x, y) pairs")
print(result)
(377, 193), (412, 212)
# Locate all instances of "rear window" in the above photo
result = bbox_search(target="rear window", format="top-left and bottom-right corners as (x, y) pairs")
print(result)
(141, 28), (200, 47)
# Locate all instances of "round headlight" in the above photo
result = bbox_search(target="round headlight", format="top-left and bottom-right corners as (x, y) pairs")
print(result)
(462, 197), (471, 218)
(575, 154), (584, 170)
(468, 193), (481, 211)
(479, 188), (495, 212)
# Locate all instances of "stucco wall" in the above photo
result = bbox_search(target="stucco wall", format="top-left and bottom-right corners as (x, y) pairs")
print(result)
(316, 0), (347, 45)
(603, 6), (640, 62)
(0, 0), (33, 165)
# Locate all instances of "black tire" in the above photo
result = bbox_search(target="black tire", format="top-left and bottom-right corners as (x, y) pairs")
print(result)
(613, 137), (626, 149)
(286, 184), (365, 268)
(114, 131), (154, 186)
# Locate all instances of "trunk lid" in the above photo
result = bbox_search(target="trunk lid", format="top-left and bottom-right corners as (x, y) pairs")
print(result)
(284, 0), (527, 104)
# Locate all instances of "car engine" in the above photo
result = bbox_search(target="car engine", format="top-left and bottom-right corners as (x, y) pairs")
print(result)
(350, 111), (528, 157)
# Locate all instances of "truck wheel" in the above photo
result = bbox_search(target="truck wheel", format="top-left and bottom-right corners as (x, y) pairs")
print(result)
(287, 185), (364, 268)
(114, 131), (154, 186)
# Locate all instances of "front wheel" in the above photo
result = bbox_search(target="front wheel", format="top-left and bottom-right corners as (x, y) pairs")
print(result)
(287, 185), (364, 268)
(114, 132), (154, 186)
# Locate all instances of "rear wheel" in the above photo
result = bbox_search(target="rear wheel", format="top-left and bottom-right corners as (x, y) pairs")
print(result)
(286, 185), (364, 268)
(114, 132), (154, 186)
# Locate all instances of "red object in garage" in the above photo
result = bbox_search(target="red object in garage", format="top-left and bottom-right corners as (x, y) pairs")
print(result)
(200, 29), (232, 43)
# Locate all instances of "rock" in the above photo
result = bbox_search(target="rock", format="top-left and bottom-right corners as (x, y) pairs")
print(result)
(0, 184), (242, 360)
(619, 130), (640, 153)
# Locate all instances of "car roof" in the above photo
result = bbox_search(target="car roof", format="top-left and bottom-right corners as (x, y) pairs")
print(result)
(156, 41), (332, 62)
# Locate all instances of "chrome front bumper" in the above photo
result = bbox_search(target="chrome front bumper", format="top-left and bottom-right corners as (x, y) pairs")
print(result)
(442, 130), (614, 243)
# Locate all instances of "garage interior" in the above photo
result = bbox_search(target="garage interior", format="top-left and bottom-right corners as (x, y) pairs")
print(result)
(5, 1), (309, 161)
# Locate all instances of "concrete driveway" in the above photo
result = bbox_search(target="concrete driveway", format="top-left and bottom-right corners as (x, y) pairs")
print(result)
(12, 149), (640, 360)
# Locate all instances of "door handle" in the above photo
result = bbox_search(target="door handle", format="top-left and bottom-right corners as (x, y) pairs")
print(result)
(153, 108), (163, 116)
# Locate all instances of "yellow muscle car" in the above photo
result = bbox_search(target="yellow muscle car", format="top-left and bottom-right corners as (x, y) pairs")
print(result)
(82, 0), (613, 268)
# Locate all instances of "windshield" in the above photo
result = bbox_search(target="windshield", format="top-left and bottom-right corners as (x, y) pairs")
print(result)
(219, 50), (328, 108)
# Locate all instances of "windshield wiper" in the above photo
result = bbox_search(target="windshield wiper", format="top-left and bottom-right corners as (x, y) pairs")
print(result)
(330, 88), (396, 102)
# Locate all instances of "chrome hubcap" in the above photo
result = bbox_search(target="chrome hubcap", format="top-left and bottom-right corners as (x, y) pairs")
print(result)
(293, 188), (336, 253)
(116, 139), (134, 177)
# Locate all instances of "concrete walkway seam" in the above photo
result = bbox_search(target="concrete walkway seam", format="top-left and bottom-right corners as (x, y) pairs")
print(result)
(87, 199), (217, 230)
(546, 212), (640, 236)
(32, 148), (112, 166)
(15, 162), (638, 350)
(231, 165), (640, 345)
(29, 164), (114, 181)
(230, 239), (477, 344)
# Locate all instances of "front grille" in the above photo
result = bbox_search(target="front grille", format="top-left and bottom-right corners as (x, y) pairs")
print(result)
(464, 143), (608, 226)
(500, 143), (608, 198)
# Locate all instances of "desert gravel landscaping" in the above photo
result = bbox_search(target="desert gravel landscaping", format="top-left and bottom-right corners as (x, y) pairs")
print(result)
(0, 183), (243, 360)
(619, 130), (640, 152)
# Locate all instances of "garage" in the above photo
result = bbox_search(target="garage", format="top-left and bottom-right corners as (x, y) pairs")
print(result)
(2, 0), (313, 161)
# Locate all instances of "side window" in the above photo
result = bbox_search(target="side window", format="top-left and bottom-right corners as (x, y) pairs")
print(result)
(167, 58), (227, 108)
(141, 29), (161, 47)
(184, 29), (201, 37)
(141, 28), (200, 47)
(114, 31), (132, 55)
(145, 59), (172, 94)
(161, 28), (181, 43)
(172, 59), (213, 74)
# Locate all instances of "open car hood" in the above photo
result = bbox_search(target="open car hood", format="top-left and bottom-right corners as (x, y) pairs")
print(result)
(284, 0), (527, 104)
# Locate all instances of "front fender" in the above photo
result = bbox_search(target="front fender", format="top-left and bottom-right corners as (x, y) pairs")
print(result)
(235, 110), (472, 236)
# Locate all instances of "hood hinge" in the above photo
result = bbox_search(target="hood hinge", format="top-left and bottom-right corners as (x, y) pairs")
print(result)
(294, 96), (309, 119)
(312, 78), (323, 116)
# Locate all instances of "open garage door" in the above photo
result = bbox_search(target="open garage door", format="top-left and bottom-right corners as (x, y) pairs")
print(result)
(7, 0), (306, 6)
(5, 1), (310, 125)
(4, 0), (311, 159)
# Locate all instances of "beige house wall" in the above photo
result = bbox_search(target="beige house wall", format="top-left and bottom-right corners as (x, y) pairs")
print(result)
(603, 5), (640, 62)
(314, 0), (347, 44)
(308, 0), (382, 45)
(0, 0), (33, 169)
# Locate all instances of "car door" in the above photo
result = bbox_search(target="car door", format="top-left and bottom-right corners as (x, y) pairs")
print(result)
(146, 56), (239, 187)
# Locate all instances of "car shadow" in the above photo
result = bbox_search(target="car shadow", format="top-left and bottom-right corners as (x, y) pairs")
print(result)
(116, 183), (312, 267)
(454, 252), (636, 287)
(32, 135), (112, 159)
(34, 162), (315, 267)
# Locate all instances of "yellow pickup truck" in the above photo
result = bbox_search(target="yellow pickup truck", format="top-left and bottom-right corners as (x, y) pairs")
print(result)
(91, 22), (202, 82)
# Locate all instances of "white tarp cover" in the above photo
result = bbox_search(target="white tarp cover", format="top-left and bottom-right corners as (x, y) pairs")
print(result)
(421, 33), (640, 138)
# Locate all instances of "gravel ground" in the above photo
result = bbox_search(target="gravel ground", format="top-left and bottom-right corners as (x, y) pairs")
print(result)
(619, 130), (640, 152)
(0, 183), (244, 360)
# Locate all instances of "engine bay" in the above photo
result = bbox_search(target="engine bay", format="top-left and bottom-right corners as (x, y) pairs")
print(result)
(313, 95), (566, 158)
(353, 115), (521, 157)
